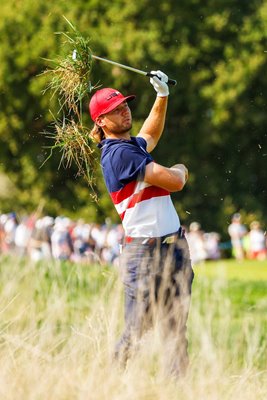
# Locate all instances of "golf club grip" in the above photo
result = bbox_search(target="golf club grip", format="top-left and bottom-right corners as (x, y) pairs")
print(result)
(146, 72), (177, 86)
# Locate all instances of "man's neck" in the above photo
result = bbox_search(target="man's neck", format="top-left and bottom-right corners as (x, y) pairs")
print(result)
(104, 131), (131, 140)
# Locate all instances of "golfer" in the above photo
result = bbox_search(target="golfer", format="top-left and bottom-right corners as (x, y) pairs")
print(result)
(89, 71), (194, 377)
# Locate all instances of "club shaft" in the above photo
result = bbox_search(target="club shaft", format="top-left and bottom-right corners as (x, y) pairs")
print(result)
(92, 55), (177, 86)
(92, 55), (147, 76)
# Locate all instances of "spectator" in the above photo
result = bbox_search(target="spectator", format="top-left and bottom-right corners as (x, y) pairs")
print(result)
(228, 213), (247, 260)
(14, 216), (31, 257)
(90, 223), (108, 262)
(204, 232), (221, 260)
(101, 224), (124, 265)
(246, 221), (267, 261)
(71, 219), (87, 256)
(70, 220), (98, 264)
(186, 222), (207, 265)
(28, 218), (44, 261)
(40, 216), (54, 259)
(51, 217), (73, 260)
(3, 212), (18, 253)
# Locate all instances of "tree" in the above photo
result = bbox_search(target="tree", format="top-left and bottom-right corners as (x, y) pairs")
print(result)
(0, 0), (266, 237)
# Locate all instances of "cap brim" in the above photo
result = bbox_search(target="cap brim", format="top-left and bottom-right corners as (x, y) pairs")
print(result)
(100, 95), (135, 116)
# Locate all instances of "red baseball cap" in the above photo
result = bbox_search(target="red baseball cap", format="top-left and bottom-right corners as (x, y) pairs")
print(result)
(89, 88), (135, 122)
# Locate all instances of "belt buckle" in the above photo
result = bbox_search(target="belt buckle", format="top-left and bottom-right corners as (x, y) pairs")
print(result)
(162, 235), (176, 244)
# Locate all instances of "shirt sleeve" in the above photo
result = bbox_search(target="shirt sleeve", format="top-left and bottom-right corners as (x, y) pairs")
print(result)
(135, 136), (148, 150)
(111, 142), (153, 185)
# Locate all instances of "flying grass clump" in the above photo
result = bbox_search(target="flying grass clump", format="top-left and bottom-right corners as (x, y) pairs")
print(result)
(42, 17), (96, 114)
(43, 117), (98, 201)
(41, 17), (100, 200)
(44, 57), (92, 115)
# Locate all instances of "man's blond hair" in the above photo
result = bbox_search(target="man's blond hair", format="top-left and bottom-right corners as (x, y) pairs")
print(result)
(90, 124), (105, 144)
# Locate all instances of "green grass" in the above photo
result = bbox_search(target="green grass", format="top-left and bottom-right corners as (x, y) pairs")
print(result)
(0, 255), (266, 399)
(189, 259), (267, 373)
(194, 258), (267, 281)
(193, 259), (267, 318)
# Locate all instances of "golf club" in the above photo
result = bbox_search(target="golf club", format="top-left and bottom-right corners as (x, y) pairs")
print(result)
(91, 55), (177, 86)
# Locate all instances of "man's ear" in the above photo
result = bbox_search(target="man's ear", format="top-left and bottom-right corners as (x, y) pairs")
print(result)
(95, 116), (105, 127)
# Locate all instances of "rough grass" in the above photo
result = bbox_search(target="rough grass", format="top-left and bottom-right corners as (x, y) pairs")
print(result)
(0, 255), (266, 399)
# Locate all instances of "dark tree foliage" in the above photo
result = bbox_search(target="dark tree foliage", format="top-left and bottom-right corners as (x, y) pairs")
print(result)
(0, 0), (266, 236)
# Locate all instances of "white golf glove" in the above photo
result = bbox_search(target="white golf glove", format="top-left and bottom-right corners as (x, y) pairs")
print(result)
(150, 70), (169, 97)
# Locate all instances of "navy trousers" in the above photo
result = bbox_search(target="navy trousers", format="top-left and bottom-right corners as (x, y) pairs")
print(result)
(115, 230), (194, 376)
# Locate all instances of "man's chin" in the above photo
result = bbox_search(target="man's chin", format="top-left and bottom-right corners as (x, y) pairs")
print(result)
(121, 123), (132, 133)
(109, 124), (132, 135)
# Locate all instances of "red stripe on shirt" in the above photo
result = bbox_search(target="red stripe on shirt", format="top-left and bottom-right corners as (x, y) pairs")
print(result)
(110, 180), (137, 204)
(119, 210), (126, 220)
(128, 186), (169, 209)
(118, 186), (169, 220)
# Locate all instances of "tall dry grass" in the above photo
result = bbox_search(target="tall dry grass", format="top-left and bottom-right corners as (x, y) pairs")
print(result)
(0, 256), (266, 399)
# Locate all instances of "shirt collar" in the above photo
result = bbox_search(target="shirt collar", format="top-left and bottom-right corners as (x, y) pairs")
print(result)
(98, 137), (135, 149)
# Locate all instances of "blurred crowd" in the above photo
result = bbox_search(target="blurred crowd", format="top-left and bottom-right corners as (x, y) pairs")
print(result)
(227, 213), (267, 262)
(185, 222), (221, 265)
(186, 216), (267, 265)
(0, 212), (266, 266)
(0, 212), (124, 266)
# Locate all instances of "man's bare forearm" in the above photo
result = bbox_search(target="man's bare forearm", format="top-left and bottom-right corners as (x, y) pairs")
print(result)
(138, 96), (168, 152)
(144, 162), (188, 192)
